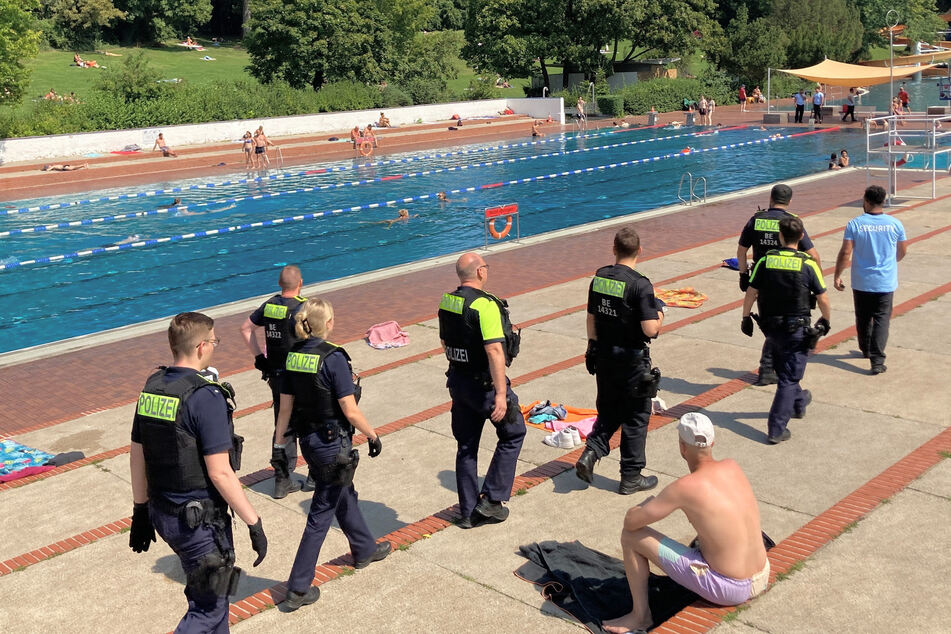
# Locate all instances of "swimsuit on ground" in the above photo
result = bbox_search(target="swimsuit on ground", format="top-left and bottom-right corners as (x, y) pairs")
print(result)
(656, 537), (770, 606)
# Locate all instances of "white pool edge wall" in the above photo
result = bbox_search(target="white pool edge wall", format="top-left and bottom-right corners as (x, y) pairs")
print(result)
(0, 167), (844, 369)
(0, 98), (565, 164)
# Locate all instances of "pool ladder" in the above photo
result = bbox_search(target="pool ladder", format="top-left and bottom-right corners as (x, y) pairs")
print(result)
(677, 172), (707, 206)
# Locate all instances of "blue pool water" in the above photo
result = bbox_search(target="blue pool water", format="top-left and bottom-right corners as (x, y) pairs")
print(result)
(0, 125), (864, 353)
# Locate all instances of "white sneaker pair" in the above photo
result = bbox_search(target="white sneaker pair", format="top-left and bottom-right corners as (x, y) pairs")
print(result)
(543, 426), (582, 449)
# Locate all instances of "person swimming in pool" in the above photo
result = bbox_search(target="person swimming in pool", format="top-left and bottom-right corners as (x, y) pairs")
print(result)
(158, 198), (182, 209)
(381, 208), (418, 228)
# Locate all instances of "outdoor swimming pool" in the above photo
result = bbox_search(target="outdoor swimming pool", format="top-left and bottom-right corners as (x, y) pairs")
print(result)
(0, 125), (865, 354)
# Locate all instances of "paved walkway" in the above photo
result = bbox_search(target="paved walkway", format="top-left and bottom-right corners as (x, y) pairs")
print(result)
(0, 148), (948, 632)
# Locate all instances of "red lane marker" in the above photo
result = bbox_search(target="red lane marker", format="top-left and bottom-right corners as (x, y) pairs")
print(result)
(304, 169), (326, 175)
(380, 175), (403, 181)
(788, 126), (841, 138)
(481, 182), (504, 189)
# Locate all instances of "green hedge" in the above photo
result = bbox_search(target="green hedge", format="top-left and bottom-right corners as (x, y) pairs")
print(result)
(596, 95), (624, 117)
(619, 76), (734, 116)
(0, 79), (429, 138)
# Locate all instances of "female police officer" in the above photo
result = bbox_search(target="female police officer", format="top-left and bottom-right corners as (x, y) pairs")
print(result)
(272, 298), (391, 611)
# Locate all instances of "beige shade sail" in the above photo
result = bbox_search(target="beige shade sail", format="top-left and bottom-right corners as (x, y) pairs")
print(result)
(777, 58), (936, 87)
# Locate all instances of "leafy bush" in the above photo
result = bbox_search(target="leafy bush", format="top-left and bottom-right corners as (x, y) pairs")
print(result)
(464, 78), (499, 101)
(596, 95), (624, 117)
(96, 50), (165, 102)
(379, 84), (412, 108)
(620, 76), (733, 115)
(313, 80), (381, 112)
(403, 78), (445, 105)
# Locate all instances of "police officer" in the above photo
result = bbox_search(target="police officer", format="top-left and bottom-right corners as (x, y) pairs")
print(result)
(737, 184), (821, 386)
(741, 216), (831, 444)
(274, 298), (390, 611)
(240, 264), (308, 498)
(129, 312), (268, 632)
(438, 252), (526, 528)
(575, 227), (664, 494)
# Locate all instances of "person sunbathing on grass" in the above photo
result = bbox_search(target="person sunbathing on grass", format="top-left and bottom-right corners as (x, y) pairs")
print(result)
(603, 413), (769, 634)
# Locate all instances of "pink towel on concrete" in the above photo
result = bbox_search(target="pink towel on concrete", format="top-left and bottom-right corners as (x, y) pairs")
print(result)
(365, 320), (410, 349)
(0, 465), (55, 483)
(545, 416), (597, 439)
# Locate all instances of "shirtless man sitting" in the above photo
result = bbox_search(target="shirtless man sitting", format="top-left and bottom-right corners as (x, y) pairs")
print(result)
(604, 413), (769, 634)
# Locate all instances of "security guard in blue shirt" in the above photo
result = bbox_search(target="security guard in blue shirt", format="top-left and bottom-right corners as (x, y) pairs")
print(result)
(741, 216), (831, 444)
(438, 252), (526, 528)
(575, 227), (664, 494)
(240, 264), (308, 498)
(130, 312), (267, 633)
(273, 298), (390, 612)
(737, 184), (820, 386)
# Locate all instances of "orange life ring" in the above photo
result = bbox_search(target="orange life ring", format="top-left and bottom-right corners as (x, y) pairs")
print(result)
(360, 140), (373, 156)
(488, 215), (513, 239)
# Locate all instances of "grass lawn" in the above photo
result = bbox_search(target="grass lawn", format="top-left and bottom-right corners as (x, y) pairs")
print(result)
(25, 39), (253, 101)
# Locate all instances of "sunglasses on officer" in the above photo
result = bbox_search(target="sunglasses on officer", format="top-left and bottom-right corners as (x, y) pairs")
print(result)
(198, 337), (221, 349)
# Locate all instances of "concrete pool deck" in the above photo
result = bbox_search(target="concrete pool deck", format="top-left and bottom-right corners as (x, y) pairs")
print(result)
(0, 155), (949, 632)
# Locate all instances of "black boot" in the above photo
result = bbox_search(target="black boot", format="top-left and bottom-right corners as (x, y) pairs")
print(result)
(285, 586), (320, 611)
(575, 447), (598, 483)
(754, 368), (778, 386)
(273, 474), (301, 499)
(618, 473), (659, 495)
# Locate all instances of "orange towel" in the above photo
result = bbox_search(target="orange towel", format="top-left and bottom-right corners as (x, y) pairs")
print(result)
(520, 400), (598, 432)
(654, 287), (708, 309)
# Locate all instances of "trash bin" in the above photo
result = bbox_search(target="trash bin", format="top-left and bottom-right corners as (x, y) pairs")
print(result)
(647, 112), (658, 126)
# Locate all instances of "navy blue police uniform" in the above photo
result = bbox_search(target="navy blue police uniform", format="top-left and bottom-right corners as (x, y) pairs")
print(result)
(280, 338), (378, 593)
(248, 294), (306, 476)
(583, 265), (661, 488)
(739, 209), (815, 379)
(437, 286), (526, 520)
(748, 247), (826, 441)
(131, 367), (242, 634)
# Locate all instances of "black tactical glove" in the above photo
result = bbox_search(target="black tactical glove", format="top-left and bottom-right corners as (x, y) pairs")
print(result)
(129, 502), (156, 553)
(254, 354), (269, 380)
(814, 317), (831, 336)
(270, 445), (289, 478)
(248, 518), (267, 567)
(584, 339), (598, 375)
(739, 271), (750, 292)
(741, 314), (755, 337)
(367, 435), (383, 458)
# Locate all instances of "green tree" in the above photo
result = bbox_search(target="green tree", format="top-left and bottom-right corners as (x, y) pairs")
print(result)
(244, 0), (434, 90)
(853, 0), (947, 52)
(111, 0), (212, 43)
(0, 0), (42, 105)
(720, 5), (788, 84)
(41, 0), (125, 49)
(770, 0), (864, 66)
(463, 0), (716, 90)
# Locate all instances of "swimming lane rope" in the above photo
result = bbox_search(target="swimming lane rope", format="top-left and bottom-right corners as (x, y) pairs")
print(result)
(1, 127), (749, 237)
(0, 125), (747, 217)
(0, 129), (835, 272)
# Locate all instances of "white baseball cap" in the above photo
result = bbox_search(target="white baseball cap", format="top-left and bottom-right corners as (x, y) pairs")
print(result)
(677, 412), (715, 448)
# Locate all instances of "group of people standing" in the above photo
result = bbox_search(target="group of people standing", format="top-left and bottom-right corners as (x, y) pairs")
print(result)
(126, 177), (907, 631)
(241, 127), (277, 168)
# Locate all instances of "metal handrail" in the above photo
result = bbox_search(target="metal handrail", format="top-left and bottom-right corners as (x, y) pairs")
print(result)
(677, 172), (693, 205)
(692, 176), (707, 204)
